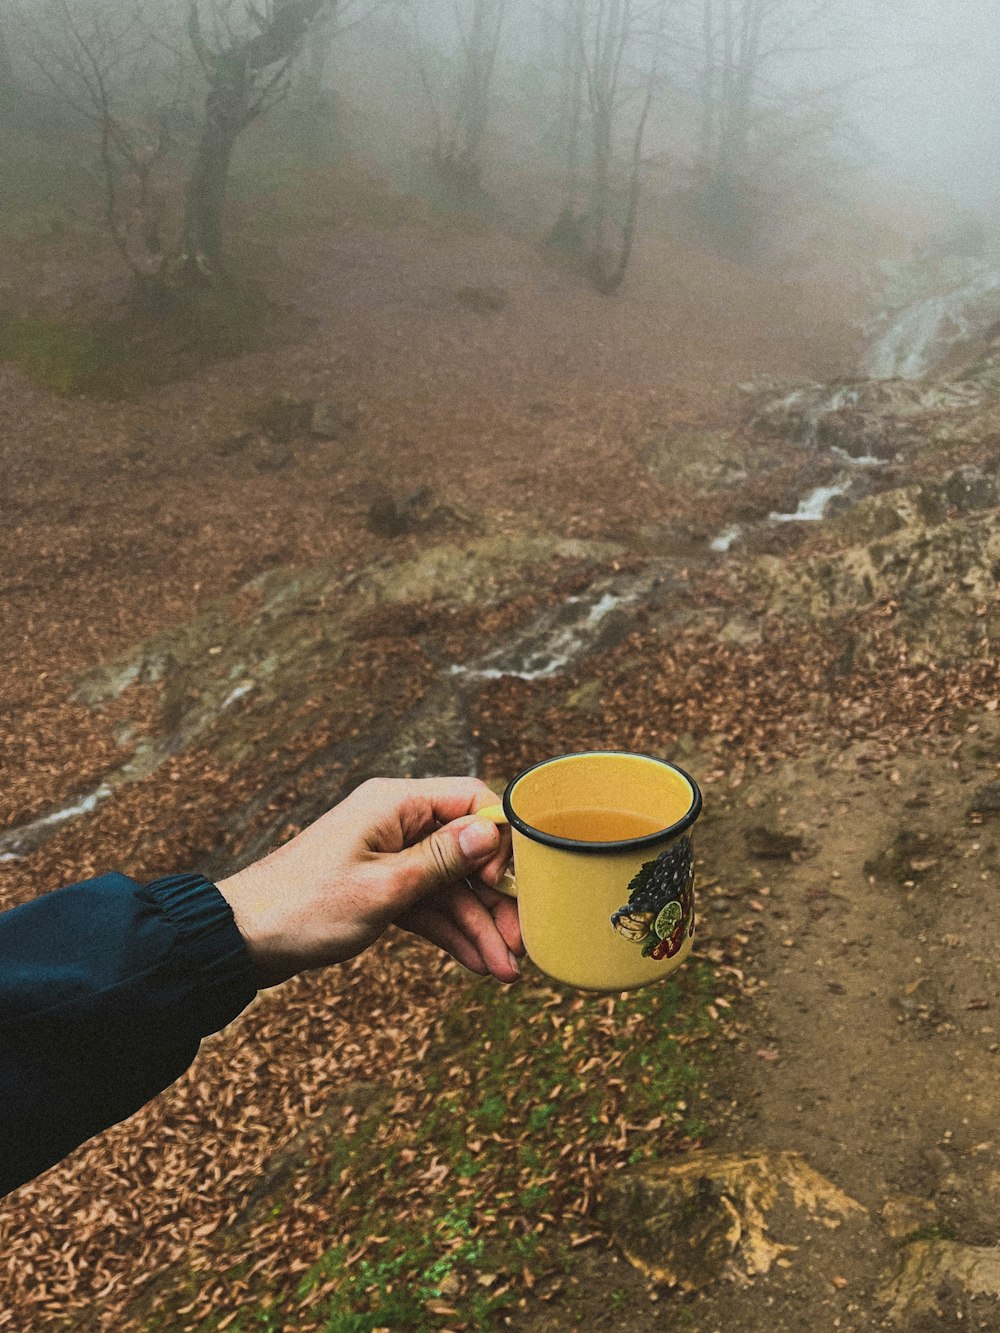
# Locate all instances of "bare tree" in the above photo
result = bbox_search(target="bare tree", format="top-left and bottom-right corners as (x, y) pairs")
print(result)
(548, 0), (670, 294)
(0, 14), (15, 89)
(404, 0), (508, 201)
(685, 0), (863, 251)
(544, 0), (585, 211)
(294, 0), (374, 163)
(179, 0), (327, 279)
(12, 0), (182, 281)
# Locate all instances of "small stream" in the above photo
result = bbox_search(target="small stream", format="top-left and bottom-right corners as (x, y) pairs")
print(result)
(7, 264), (998, 861)
(0, 786), (112, 863)
(0, 684), (258, 863)
(710, 459), (878, 553)
(450, 569), (662, 682)
(863, 265), (1000, 381)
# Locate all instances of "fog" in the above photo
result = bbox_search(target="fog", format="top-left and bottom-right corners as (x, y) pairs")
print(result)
(816, 0), (1000, 209)
(7, 2), (1000, 1328)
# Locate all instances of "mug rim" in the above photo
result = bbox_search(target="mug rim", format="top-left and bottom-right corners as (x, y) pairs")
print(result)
(501, 750), (702, 855)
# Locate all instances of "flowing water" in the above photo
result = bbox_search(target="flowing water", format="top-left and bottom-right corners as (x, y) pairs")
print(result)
(14, 260), (997, 857)
(450, 576), (655, 682)
(769, 479), (852, 523)
(863, 264), (1000, 381)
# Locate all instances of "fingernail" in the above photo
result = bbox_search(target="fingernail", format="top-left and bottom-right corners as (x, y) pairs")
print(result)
(507, 948), (521, 976)
(458, 819), (500, 859)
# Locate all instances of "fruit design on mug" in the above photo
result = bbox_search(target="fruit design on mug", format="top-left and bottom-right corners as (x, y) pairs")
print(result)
(610, 836), (695, 959)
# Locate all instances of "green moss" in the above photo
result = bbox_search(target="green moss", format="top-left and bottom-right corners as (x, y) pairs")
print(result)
(141, 964), (719, 1333)
(906, 1221), (957, 1244)
(0, 282), (305, 399)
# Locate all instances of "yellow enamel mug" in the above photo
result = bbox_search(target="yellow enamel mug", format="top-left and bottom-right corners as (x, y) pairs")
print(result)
(478, 752), (702, 992)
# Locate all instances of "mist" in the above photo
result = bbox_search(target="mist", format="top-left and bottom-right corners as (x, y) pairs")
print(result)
(4, 2), (1000, 1330)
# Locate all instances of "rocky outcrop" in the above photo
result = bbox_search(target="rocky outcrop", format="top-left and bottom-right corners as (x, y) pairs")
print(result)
(750, 378), (984, 455)
(878, 1240), (1000, 1323)
(643, 429), (755, 492)
(600, 1151), (864, 1291)
(748, 475), (1000, 664)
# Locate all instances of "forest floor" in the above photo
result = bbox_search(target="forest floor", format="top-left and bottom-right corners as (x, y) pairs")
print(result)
(1, 163), (998, 1332)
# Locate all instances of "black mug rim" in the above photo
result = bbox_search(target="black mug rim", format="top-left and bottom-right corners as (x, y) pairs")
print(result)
(501, 750), (702, 855)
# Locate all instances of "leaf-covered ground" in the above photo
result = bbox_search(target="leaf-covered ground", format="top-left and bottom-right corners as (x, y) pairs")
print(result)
(3, 164), (999, 1331)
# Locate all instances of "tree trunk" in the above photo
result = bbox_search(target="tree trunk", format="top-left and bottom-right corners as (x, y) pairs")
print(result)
(179, 91), (243, 280)
(699, 0), (716, 168)
(562, 0), (584, 206)
(587, 103), (612, 260)
(299, 0), (336, 161)
(438, 0), (505, 196)
(0, 18), (14, 90)
(177, 0), (323, 279)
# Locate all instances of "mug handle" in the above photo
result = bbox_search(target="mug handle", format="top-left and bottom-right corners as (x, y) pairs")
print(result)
(476, 803), (508, 825)
(474, 803), (517, 899)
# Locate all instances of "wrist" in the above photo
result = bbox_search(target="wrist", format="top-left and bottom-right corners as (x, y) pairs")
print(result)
(215, 863), (297, 989)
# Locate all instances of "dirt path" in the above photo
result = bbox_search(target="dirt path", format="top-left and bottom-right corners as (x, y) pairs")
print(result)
(509, 726), (1000, 1331)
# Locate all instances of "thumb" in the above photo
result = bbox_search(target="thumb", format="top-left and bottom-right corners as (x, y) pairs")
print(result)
(396, 817), (502, 900)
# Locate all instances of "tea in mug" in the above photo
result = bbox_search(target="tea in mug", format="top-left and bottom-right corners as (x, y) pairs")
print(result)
(533, 807), (666, 842)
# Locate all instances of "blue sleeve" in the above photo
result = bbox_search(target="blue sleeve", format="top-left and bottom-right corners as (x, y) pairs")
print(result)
(0, 871), (257, 1196)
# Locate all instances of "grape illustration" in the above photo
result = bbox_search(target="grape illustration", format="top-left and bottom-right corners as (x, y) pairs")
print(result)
(611, 836), (695, 959)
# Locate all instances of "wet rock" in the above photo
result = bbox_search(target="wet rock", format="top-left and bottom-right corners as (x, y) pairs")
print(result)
(348, 535), (620, 608)
(365, 487), (475, 538)
(825, 484), (946, 546)
(877, 1240), (1000, 1323)
(864, 256), (1000, 381)
(749, 488), (1000, 664)
(643, 430), (756, 493)
(745, 826), (805, 860)
(600, 1151), (864, 1291)
(455, 566), (658, 681)
(308, 400), (351, 440)
(967, 783), (1000, 819)
(943, 466), (998, 512)
(751, 378), (982, 453)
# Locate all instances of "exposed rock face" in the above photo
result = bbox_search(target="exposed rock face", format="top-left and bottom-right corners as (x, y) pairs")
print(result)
(599, 1151), (864, 1291)
(748, 479), (1000, 665)
(878, 1240), (1000, 1323)
(643, 430), (753, 492)
(0, 533), (626, 863)
(750, 378), (983, 455)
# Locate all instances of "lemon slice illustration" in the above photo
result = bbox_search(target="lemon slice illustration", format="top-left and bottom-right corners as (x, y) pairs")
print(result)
(654, 900), (682, 940)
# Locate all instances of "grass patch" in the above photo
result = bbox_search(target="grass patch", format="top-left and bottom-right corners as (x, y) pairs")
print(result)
(0, 282), (306, 398)
(153, 963), (720, 1332)
(905, 1221), (958, 1245)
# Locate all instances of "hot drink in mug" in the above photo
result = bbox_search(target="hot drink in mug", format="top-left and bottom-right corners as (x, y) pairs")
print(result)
(478, 751), (702, 992)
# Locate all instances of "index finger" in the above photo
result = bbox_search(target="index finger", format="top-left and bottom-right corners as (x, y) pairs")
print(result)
(354, 776), (507, 850)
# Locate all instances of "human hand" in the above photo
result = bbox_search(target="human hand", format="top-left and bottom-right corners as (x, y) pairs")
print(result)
(215, 777), (521, 989)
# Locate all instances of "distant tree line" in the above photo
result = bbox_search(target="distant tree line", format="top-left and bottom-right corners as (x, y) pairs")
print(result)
(2, 0), (868, 296)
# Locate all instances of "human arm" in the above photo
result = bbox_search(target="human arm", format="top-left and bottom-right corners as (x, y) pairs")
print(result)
(214, 776), (521, 988)
(0, 871), (255, 1196)
(0, 776), (519, 1195)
